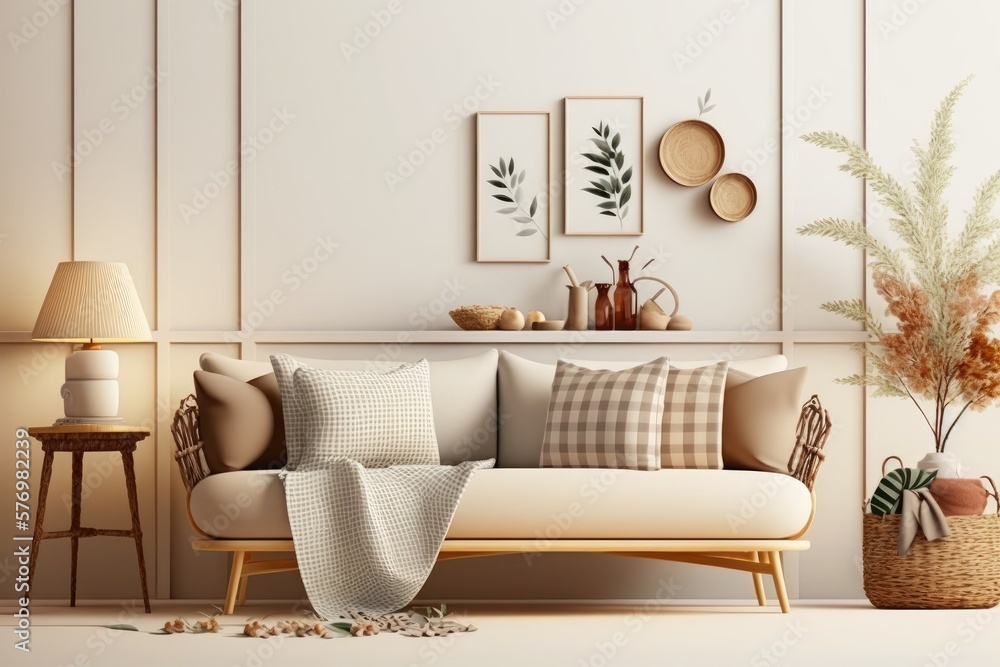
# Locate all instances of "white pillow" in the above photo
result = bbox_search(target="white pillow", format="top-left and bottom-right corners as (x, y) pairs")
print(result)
(271, 355), (439, 470)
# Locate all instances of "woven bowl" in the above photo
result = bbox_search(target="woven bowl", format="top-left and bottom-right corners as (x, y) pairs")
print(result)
(449, 305), (507, 330)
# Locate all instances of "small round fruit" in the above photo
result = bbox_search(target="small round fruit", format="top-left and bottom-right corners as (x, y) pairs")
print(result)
(523, 310), (545, 330)
(498, 308), (526, 331)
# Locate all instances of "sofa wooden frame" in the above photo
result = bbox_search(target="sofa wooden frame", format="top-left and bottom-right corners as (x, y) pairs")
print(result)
(172, 395), (831, 615)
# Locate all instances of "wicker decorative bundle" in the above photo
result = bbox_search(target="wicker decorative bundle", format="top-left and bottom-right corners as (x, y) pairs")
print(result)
(448, 305), (507, 331)
(863, 472), (1000, 609)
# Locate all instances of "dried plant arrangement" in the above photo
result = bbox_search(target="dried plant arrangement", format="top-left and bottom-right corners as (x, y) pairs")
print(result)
(799, 76), (1000, 452)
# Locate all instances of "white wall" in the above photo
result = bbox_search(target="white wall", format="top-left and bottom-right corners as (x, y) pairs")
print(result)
(3, 0), (995, 604)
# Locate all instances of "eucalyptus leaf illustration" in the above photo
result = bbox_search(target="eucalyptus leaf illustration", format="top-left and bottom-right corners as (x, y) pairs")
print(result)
(487, 157), (547, 240)
(580, 121), (633, 229)
(697, 88), (716, 116)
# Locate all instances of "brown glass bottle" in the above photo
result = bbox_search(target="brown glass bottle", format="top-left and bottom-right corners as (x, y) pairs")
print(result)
(594, 283), (613, 330)
(613, 260), (637, 330)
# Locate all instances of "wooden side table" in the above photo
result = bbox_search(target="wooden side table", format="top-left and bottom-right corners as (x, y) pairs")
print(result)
(27, 425), (151, 613)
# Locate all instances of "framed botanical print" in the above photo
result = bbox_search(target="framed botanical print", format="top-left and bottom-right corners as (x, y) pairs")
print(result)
(476, 111), (551, 262)
(564, 96), (644, 236)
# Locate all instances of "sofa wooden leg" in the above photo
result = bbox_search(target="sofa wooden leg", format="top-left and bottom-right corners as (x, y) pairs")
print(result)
(767, 551), (790, 613)
(751, 552), (766, 606)
(237, 575), (249, 607)
(224, 551), (246, 615)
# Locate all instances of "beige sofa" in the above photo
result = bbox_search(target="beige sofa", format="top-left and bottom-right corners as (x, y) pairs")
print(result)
(172, 350), (830, 614)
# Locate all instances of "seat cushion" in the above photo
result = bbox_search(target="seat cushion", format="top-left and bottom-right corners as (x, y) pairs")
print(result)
(189, 468), (812, 540)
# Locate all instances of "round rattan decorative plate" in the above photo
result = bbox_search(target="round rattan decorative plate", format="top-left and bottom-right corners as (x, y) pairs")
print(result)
(709, 172), (757, 222)
(658, 120), (725, 186)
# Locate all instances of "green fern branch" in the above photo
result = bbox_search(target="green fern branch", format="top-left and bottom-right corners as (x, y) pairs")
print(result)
(950, 168), (1000, 278)
(797, 217), (910, 281)
(820, 299), (884, 337)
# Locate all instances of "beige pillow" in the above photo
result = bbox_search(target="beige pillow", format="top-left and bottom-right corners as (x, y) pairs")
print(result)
(722, 367), (807, 473)
(200, 350), (499, 464)
(660, 361), (729, 469)
(540, 358), (669, 471)
(193, 371), (278, 473)
(498, 353), (748, 469)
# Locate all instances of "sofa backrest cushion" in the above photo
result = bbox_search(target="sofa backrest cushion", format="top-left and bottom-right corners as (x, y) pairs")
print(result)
(540, 358), (670, 471)
(193, 370), (277, 473)
(276, 356), (439, 470)
(199, 349), (498, 465)
(497, 352), (789, 468)
(722, 367), (808, 473)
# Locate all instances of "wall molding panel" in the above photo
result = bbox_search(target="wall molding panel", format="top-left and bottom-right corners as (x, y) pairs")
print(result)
(0, 0), (888, 602)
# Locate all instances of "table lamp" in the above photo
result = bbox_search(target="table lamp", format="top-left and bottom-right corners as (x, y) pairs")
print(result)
(32, 261), (152, 423)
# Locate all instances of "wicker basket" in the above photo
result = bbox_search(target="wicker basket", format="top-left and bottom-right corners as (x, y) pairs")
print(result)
(448, 305), (507, 330)
(863, 463), (1000, 609)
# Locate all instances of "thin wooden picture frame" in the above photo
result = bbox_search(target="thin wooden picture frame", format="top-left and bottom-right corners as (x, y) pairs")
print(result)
(476, 111), (552, 263)
(564, 96), (644, 236)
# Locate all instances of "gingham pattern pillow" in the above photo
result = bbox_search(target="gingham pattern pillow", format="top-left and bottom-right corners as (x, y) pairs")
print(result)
(270, 354), (439, 470)
(661, 361), (729, 469)
(539, 357), (670, 470)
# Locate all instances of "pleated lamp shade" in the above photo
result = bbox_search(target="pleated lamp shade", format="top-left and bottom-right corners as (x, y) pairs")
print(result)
(32, 261), (152, 343)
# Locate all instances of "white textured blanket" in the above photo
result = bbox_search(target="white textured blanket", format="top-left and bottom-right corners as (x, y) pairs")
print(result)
(283, 457), (494, 617)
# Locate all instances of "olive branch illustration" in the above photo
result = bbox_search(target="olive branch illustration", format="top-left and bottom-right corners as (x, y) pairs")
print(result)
(580, 121), (633, 229)
(487, 156), (546, 239)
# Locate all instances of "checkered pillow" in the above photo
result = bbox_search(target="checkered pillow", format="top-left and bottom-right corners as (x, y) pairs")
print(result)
(539, 358), (670, 471)
(661, 361), (729, 469)
(270, 354), (439, 470)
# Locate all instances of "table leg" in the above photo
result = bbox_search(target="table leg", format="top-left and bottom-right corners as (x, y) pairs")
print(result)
(70, 451), (83, 607)
(27, 451), (54, 593)
(121, 449), (150, 613)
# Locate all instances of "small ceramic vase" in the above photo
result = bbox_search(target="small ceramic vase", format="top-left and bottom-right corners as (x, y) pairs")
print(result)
(917, 452), (963, 478)
(565, 286), (589, 331)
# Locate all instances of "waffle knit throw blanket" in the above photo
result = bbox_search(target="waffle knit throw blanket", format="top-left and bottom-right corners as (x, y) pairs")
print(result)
(282, 457), (493, 617)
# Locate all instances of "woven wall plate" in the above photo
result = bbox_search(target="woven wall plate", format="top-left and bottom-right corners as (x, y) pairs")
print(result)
(709, 172), (757, 222)
(658, 120), (725, 186)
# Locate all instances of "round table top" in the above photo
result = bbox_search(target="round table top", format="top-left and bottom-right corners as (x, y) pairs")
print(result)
(28, 424), (151, 436)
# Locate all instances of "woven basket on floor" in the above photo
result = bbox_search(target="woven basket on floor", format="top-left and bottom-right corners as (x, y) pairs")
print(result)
(862, 473), (1000, 609)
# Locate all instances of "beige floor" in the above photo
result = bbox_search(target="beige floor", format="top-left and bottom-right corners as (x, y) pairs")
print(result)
(1, 600), (999, 666)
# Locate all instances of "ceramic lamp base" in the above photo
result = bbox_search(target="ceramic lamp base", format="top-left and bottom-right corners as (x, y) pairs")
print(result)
(60, 348), (122, 422)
